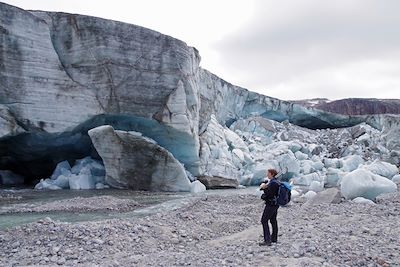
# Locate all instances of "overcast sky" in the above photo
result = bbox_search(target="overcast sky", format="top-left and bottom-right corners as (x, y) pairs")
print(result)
(2, 0), (400, 100)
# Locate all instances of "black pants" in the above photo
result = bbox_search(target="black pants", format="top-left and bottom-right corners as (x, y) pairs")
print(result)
(261, 205), (279, 242)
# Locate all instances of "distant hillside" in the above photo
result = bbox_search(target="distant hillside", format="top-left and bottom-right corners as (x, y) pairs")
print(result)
(292, 98), (400, 116)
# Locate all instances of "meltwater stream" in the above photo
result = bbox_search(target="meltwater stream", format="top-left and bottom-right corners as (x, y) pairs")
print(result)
(0, 187), (260, 230)
(0, 189), (189, 230)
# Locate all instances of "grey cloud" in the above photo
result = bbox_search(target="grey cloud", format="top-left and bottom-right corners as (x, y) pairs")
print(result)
(214, 0), (400, 99)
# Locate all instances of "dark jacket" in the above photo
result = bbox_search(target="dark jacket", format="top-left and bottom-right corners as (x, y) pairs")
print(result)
(261, 179), (280, 206)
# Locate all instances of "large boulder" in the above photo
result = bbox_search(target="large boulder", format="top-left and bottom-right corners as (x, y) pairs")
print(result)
(302, 188), (342, 206)
(196, 175), (239, 189)
(340, 169), (397, 200)
(88, 125), (191, 191)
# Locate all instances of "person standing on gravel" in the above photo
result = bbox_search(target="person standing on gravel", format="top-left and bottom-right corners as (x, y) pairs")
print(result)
(259, 169), (280, 246)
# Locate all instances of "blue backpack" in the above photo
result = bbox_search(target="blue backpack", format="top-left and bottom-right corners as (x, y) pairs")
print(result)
(272, 180), (292, 206)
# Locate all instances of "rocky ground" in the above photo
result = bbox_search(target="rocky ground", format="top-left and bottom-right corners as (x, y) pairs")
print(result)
(0, 190), (399, 267)
(0, 196), (141, 214)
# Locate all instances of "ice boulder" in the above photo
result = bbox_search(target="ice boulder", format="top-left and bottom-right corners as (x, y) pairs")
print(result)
(362, 160), (399, 179)
(50, 161), (71, 180)
(190, 180), (207, 193)
(323, 158), (341, 169)
(35, 156), (107, 190)
(291, 190), (301, 198)
(251, 163), (276, 185)
(300, 160), (324, 175)
(300, 143), (317, 155)
(71, 157), (105, 177)
(274, 151), (300, 181)
(35, 172), (71, 190)
(69, 172), (96, 190)
(34, 179), (62, 190)
(340, 169), (397, 200)
(266, 141), (302, 154)
(309, 181), (324, 192)
(324, 168), (346, 187)
(88, 125), (191, 191)
(352, 197), (375, 205)
(295, 151), (308, 160)
(340, 155), (364, 172)
(287, 142), (302, 153)
(304, 191), (317, 200)
(311, 160), (324, 171)
(52, 175), (70, 189)
(292, 172), (322, 186)
(299, 160), (315, 175)
(392, 175), (400, 183)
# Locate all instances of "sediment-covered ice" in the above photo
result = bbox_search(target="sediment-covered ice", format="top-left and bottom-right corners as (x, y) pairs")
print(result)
(88, 125), (191, 191)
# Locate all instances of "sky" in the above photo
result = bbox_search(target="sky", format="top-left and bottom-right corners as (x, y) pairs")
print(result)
(2, 0), (400, 100)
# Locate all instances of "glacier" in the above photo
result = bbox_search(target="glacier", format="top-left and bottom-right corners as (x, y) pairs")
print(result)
(0, 2), (399, 198)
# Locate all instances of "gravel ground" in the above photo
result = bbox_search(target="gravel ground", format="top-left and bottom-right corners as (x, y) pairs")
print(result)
(0, 190), (399, 267)
(0, 196), (141, 214)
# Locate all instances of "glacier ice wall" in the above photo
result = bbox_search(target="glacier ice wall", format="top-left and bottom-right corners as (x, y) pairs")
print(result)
(1, 2), (400, 193)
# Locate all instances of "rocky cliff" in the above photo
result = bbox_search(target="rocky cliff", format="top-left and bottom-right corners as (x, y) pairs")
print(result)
(293, 98), (400, 116)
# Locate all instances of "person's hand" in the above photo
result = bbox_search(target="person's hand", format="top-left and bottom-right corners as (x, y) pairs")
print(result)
(260, 183), (268, 189)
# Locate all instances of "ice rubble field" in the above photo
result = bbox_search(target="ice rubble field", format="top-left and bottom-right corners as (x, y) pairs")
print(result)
(197, 115), (398, 201)
(31, 115), (399, 202)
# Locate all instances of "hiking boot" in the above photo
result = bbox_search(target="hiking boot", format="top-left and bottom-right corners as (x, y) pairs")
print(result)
(271, 240), (277, 243)
(259, 241), (272, 246)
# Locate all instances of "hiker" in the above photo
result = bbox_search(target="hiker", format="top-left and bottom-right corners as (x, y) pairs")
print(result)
(259, 168), (280, 246)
